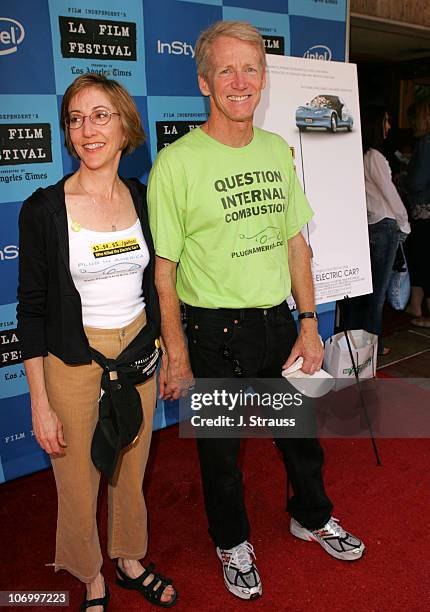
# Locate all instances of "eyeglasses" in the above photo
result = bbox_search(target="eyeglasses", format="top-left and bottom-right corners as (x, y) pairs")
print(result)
(220, 344), (245, 377)
(67, 110), (120, 130)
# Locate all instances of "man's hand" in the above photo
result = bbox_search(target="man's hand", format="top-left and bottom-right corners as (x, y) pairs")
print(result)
(159, 350), (194, 401)
(283, 322), (323, 375)
(155, 256), (195, 401)
(286, 232), (322, 374)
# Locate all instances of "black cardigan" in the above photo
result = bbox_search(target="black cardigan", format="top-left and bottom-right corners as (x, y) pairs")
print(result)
(17, 175), (161, 364)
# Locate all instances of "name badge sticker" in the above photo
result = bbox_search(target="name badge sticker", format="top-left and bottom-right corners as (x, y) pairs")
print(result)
(91, 237), (140, 258)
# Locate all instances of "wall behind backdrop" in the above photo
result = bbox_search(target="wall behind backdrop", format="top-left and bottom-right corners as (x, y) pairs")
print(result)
(0, 0), (348, 482)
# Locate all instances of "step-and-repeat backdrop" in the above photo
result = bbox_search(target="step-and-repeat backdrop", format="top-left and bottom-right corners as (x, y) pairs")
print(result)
(0, 0), (348, 482)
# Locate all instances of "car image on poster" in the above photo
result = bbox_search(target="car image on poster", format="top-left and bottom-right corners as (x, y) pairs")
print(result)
(296, 94), (354, 133)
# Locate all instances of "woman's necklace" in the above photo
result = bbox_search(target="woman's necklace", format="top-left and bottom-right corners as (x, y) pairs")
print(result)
(76, 178), (120, 232)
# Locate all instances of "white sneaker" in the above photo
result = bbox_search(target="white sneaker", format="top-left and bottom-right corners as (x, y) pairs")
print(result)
(216, 541), (262, 600)
(290, 517), (365, 561)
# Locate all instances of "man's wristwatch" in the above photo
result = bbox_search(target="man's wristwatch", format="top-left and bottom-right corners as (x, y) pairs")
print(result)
(298, 311), (318, 321)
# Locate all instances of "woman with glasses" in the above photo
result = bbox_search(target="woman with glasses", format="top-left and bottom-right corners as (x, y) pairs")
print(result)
(17, 74), (176, 611)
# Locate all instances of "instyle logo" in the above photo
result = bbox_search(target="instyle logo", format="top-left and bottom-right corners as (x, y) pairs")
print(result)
(303, 45), (332, 61)
(263, 35), (284, 56)
(157, 40), (195, 58)
(59, 17), (136, 61)
(156, 120), (204, 151)
(0, 18), (25, 56)
(0, 245), (19, 261)
(0, 123), (52, 166)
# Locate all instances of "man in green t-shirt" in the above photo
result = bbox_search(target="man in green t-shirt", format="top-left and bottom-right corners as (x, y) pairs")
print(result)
(148, 20), (364, 602)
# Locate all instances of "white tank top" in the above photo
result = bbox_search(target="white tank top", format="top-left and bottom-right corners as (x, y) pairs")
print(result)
(68, 217), (150, 329)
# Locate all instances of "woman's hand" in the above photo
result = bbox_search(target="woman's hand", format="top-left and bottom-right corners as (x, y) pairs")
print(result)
(32, 399), (66, 455)
(24, 357), (66, 456)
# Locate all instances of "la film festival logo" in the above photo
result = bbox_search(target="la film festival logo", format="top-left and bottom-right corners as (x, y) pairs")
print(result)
(0, 17), (25, 56)
(262, 35), (285, 55)
(59, 16), (137, 61)
(155, 120), (205, 151)
(0, 124), (52, 166)
(0, 327), (22, 369)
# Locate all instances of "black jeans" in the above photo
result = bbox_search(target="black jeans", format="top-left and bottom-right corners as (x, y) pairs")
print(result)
(185, 302), (333, 549)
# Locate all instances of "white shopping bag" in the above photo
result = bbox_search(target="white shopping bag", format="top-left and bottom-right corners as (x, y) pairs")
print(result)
(323, 330), (378, 391)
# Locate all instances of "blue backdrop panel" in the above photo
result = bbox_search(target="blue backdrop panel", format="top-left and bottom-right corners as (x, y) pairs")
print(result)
(0, 1), (55, 94)
(288, 0), (347, 21)
(290, 15), (346, 61)
(222, 5), (291, 56)
(0, 0), (347, 481)
(177, 0), (223, 6)
(119, 97), (153, 182)
(0, 394), (51, 482)
(48, 0), (147, 95)
(224, 0), (289, 14)
(0, 203), (20, 305)
(0, 95), (64, 203)
(144, 0), (221, 96)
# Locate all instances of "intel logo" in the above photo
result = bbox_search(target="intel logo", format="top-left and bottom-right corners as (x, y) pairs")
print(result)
(0, 18), (25, 56)
(303, 45), (332, 61)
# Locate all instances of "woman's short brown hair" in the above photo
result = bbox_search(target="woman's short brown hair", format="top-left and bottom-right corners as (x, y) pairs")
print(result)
(195, 20), (266, 79)
(60, 73), (145, 159)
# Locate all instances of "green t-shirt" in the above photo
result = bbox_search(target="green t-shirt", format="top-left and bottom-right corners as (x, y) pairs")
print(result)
(148, 126), (313, 308)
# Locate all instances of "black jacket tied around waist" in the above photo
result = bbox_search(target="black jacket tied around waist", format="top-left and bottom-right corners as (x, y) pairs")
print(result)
(90, 320), (161, 480)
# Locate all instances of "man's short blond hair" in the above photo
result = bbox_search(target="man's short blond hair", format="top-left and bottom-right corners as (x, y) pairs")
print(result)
(195, 20), (266, 78)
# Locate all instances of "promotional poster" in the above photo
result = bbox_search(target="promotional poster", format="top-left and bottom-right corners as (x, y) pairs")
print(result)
(255, 55), (372, 304)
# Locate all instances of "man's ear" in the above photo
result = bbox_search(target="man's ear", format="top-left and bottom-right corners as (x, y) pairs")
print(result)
(261, 68), (267, 90)
(198, 74), (211, 97)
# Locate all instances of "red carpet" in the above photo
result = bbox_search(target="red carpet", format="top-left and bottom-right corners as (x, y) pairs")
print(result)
(1, 427), (429, 611)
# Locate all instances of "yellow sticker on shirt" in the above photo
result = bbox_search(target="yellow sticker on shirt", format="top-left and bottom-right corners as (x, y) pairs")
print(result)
(92, 238), (141, 258)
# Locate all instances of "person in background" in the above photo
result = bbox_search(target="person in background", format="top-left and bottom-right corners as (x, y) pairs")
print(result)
(345, 106), (410, 355)
(17, 74), (176, 611)
(405, 98), (430, 327)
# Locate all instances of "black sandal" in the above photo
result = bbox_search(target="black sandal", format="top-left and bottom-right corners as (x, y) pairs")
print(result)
(116, 562), (177, 608)
(80, 582), (110, 610)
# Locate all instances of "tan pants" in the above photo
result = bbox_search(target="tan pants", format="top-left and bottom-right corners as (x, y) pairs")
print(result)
(45, 311), (156, 582)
